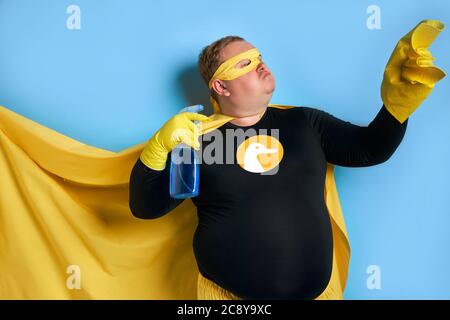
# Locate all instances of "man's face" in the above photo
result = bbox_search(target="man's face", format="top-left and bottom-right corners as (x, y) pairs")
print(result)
(214, 41), (275, 111)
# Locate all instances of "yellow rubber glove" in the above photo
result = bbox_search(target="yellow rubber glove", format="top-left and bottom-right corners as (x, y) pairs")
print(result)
(140, 109), (211, 170)
(381, 19), (446, 124)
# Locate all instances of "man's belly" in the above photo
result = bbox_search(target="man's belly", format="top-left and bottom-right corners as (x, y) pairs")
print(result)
(193, 198), (334, 299)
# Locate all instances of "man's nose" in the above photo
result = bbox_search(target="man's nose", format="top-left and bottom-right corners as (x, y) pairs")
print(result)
(257, 62), (269, 73)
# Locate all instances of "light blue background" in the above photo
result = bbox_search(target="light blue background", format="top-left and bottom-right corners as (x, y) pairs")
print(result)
(0, 0), (449, 299)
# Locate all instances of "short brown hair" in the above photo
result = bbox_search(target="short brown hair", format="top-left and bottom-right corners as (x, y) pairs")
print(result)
(198, 35), (245, 102)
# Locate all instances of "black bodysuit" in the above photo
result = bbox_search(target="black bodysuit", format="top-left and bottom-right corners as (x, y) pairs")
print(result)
(129, 105), (408, 299)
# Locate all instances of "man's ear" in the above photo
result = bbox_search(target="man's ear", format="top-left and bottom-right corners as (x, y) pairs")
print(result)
(212, 79), (231, 97)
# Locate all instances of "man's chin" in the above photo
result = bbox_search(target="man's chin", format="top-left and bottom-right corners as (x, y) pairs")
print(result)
(265, 82), (275, 95)
(264, 86), (275, 99)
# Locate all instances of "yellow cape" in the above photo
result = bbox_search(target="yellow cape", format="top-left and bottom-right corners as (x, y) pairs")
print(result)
(0, 104), (350, 299)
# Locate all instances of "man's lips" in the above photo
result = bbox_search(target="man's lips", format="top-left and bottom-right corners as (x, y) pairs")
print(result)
(260, 71), (271, 79)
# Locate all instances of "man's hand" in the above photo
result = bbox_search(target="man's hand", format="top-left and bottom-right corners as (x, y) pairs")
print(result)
(381, 19), (446, 124)
(140, 110), (211, 170)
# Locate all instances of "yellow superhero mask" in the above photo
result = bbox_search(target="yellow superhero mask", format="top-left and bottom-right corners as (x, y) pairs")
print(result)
(381, 19), (446, 124)
(208, 47), (262, 114)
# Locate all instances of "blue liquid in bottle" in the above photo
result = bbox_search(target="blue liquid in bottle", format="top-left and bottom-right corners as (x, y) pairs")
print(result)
(169, 104), (203, 199)
(169, 144), (200, 199)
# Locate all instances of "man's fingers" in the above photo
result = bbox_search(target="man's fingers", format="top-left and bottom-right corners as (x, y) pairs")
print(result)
(184, 112), (212, 122)
(402, 66), (446, 86)
(411, 20), (445, 50)
(180, 132), (200, 150)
